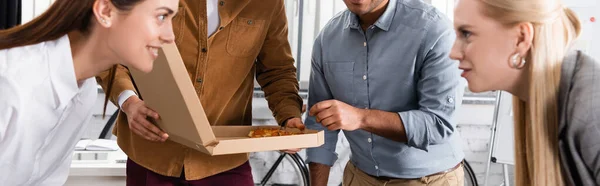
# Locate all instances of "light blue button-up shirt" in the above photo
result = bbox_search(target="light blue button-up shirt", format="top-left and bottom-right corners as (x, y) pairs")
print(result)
(305, 0), (465, 179)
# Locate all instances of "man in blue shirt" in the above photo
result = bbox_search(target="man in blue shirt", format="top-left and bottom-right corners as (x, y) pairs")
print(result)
(305, 0), (465, 185)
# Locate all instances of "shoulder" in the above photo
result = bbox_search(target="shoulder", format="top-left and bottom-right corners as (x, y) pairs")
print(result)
(564, 52), (600, 126)
(395, 0), (452, 32)
(0, 36), (69, 91)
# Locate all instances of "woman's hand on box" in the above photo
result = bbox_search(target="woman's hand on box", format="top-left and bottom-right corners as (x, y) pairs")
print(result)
(122, 96), (169, 142)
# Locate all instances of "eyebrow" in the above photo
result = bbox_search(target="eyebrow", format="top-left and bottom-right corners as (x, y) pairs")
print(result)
(455, 24), (474, 30)
(157, 7), (175, 15)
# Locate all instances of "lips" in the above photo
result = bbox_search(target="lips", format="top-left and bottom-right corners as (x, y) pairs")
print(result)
(348, 0), (364, 4)
(147, 46), (159, 59)
(459, 67), (471, 78)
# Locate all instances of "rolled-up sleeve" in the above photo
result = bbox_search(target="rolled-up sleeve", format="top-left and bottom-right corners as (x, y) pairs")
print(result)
(305, 34), (340, 166)
(399, 17), (463, 151)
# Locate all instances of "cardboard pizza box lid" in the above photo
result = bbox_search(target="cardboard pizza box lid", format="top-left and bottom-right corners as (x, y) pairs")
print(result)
(129, 43), (324, 155)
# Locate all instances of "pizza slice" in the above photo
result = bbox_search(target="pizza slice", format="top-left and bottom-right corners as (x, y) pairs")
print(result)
(248, 128), (301, 138)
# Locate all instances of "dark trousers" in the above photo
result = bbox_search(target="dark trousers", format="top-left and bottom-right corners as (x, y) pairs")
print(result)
(126, 159), (254, 186)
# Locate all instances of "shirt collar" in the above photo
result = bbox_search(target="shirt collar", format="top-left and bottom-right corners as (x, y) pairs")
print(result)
(346, 0), (397, 32)
(47, 35), (79, 109)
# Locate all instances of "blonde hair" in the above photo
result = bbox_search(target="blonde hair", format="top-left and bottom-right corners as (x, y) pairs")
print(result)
(479, 0), (582, 185)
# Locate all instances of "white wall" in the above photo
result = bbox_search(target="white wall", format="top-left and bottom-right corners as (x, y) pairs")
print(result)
(21, 0), (55, 24)
(567, 2), (600, 60)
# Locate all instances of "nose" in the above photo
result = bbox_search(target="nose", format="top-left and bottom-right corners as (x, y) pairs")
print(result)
(160, 21), (176, 44)
(449, 40), (463, 61)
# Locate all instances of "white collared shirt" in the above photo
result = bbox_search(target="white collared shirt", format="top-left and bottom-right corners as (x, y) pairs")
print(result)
(0, 35), (97, 185)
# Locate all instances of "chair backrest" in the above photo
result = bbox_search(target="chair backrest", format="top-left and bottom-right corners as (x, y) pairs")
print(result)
(99, 109), (120, 139)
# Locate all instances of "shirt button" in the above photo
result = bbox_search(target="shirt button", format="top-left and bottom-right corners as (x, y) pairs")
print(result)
(363, 75), (367, 80)
(448, 97), (454, 103)
(375, 166), (379, 170)
(219, 1), (225, 6)
(367, 138), (372, 143)
(196, 78), (203, 83)
(363, 42), (367, 47)
(201, 48), (207, 52)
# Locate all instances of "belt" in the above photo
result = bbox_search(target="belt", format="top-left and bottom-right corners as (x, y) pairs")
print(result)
(373, 162), (462, 181)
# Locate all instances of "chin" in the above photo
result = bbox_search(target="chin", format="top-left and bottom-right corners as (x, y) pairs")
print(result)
(349, 9), (368, 16)
(469, 86), (495, 93)
(140, 63), (154, 73)
(466, 83), (489, 93)
(132, 62), (154, 73)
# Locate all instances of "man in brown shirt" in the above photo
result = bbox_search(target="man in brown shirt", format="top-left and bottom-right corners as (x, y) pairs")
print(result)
(97, 0), (304, 185)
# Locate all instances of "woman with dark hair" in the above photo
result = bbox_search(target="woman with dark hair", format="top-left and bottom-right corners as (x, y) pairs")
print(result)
(0, 0), (178, 185)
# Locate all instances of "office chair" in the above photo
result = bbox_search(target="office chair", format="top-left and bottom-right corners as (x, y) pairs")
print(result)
(99, 109), (120, 139)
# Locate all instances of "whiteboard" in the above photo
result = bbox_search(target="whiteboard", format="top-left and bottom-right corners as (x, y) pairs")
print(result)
(490, 91), (515, 165)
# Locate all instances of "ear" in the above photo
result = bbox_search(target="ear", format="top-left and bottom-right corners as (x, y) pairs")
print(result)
(93, 0), (114, 28)
(515, 22), (534, 56)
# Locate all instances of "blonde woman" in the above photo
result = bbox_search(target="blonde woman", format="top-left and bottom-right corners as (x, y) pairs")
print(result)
(449, 0), (599, 185)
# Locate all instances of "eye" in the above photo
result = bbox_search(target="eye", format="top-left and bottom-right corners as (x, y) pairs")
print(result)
(460, 29), (472, 39)
(158, 14), (168, 22)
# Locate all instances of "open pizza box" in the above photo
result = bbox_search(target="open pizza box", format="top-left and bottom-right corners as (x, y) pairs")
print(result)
(129, 43), (324, 156)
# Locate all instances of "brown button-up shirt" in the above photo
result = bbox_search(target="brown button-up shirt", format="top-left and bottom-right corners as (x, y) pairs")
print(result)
(97, 0), (302, 180)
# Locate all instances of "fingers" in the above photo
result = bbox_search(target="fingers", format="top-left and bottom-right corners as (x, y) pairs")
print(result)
(125, 101), (167, 142)
(287, 122), (306, 130)
(141, 107), (167, 139)
(297, 123), (306, 131)
(320, 117), (341, 131)
(294, 124), (306, 131)
(320, 117), (335, 127)
(138, 116), (168, 141)
(301, 104), (307, 113)
(309, 100), (334, 116)
(130, 119), (162, 142)
(140, 106), (160, 120)
(315, 109), (334, 123)
(129, 109), (168, 142)
(281, 149), (301, 154)
(286, 118), (306, 130)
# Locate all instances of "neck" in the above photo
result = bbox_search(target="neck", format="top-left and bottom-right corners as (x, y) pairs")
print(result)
(507, 69), (530, 102)
(68, 31), (118, 85)
(359, 0), (389, 30)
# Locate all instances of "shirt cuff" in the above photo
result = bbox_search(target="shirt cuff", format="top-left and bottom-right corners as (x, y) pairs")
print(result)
(306, 145), (338, 167)
(117, 90), (137, 108)
(274, 105), (302, 126)
(398, 111), (430, 151)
